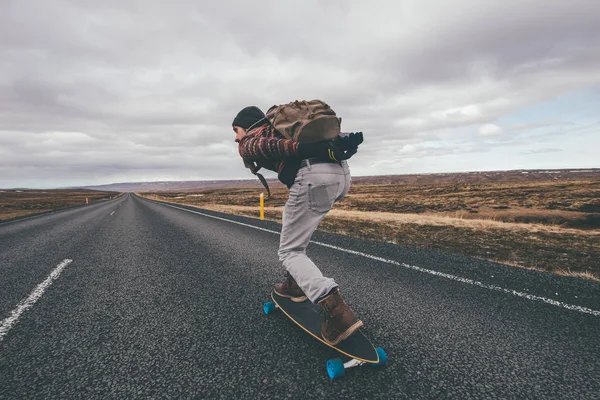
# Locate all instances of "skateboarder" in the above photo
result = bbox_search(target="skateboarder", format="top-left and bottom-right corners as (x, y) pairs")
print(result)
(233, 105), (364, 345)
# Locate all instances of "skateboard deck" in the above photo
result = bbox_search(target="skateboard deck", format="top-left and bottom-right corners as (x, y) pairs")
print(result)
(264, 291), (387, 379)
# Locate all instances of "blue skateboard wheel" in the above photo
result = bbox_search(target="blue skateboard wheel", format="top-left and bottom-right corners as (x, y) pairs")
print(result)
(263, 301), (276, 315)
(374, 347), (387, 367)
(326, 358), (345, 380)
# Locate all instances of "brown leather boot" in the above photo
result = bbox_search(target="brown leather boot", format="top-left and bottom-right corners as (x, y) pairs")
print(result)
(274, 273), (307, 302)
(318, 288), (363, 345)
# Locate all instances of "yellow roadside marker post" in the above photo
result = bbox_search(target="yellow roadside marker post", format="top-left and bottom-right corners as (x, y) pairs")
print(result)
(260, 192), (265, 220)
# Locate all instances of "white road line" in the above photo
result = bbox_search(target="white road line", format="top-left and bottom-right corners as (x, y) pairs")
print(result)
(0, 259), (73, 342)
(110, 211), (115, 216)
(159, 202), (600, 317)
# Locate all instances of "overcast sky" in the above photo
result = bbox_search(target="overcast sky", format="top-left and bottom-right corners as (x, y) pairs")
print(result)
(1, 0), (599, 188)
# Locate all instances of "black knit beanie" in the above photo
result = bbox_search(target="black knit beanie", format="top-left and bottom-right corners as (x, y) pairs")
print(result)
(232, 106), (266, 130)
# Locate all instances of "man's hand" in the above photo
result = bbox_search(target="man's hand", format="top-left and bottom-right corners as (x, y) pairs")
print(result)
(333, 131), (363, 160)
(339, 132), (363, 150)
(298, 132), (364, 161)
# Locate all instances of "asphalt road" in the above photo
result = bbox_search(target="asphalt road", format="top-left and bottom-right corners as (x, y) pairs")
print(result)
(1, 193), (599, 399)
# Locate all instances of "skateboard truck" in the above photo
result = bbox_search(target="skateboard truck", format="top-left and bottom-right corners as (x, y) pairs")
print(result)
(325, 347), (387, 380)
(263, 301), (279, 314)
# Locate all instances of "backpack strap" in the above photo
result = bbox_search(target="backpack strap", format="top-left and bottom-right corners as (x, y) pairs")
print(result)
(244, 160), (271, 198)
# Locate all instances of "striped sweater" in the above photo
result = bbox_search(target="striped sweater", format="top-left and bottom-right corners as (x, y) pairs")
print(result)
(237, 123), (302, 187)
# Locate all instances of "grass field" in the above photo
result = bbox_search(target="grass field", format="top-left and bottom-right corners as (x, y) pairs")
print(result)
(140, 178), (600, 281)
(0, 189), (119, 221)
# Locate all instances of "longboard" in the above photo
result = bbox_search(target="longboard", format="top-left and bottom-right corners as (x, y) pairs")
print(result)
(264, 291), (387, 379)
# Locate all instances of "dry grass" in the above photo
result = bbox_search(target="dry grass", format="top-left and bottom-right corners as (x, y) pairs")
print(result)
(0, 189), (119, 221)
(139, 177), (600, 281)
(175, 204), (599, 236)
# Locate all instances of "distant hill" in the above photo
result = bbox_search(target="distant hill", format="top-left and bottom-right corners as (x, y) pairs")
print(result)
(78, 168), (600, 193)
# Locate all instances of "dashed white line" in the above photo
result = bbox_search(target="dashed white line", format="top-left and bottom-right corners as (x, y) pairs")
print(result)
(110, 211), (115, 216)
(0, 259), (73, 343)
(156, 201), (600, 317)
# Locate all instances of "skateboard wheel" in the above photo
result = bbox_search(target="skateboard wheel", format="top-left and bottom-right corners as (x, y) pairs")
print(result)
(326, 358), (345, 380)
(374, 347), (387, 367)
(263, 301), (276, 315)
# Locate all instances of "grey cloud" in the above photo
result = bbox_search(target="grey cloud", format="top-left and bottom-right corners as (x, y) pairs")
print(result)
(374, 1), (600, 85)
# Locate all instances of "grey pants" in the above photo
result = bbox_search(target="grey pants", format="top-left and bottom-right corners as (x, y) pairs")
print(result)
(278, 159), (351, 303)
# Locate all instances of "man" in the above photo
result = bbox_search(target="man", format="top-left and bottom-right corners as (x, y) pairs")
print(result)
(233, 105), (364, 345)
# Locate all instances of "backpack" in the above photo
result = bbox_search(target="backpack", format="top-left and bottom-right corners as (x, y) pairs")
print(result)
(266, 99), (341, 143)
(246, 100), (342, 198)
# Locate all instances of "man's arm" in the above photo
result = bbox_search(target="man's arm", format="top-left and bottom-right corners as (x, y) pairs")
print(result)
(239, 131), (364, 162)
(238, 135), (299, 162)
